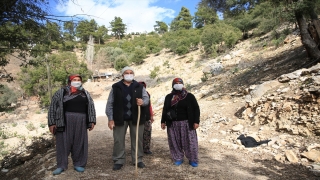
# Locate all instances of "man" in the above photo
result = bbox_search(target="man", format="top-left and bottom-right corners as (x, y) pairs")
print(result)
(106, 66), (149, 171)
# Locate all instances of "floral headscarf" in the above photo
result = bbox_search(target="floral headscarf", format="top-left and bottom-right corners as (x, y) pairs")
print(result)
(171, 78), (187, 106)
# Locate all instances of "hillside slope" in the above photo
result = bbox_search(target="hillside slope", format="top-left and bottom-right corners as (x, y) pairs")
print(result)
(1, 32), (320, 179)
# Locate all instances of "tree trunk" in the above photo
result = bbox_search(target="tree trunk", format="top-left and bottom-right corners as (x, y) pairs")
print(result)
(295, 12), (320, 60)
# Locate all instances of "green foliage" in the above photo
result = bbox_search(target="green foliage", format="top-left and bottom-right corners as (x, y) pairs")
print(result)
(150, 66), (160, 79)
(163, 60), (170, 68)
(114, 54), (129, 71)
(95, 46), (126, 69)
(131, 47), (146, 65)
(201, 22), (242, 55)
(26, 122), (35, 131)
(12, 122), (17, 127)
(163, 29), (201, 55)
(194, 5), (219, 28)
(145, 35), (162, 54)
(19, 52), (91, 106)
(94, 25), (109, 44)
(201, 74), (208, 82)
(63, 21), (76, 41)
(0, 84), (18, 110)
(170, 7), (193, 31)
(0, 140), (8, 156)
(154, 21), (168, 34)
(75, 19), (98, 42)
(110, 17), (127, 39)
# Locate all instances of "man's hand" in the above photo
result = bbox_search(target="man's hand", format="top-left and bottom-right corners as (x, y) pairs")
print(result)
(108, 120), (115, 130)
(136, 98), (143, 106)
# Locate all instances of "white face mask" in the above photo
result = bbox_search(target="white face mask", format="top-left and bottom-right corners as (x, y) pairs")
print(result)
(173, 84), (184, 91)
(124, 74), (134, 82)
(71, 81), (82, 88)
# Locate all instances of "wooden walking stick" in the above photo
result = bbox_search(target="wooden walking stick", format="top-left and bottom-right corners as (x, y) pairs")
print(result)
(135, 105), (141, 178)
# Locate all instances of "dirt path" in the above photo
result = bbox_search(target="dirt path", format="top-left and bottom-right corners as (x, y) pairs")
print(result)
(2, 99), (317, 180)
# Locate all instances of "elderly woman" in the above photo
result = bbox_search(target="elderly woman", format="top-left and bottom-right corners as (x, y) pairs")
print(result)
(48, 74), (96, 175)
(161, 78), (200, 167)
(138, 81), (154, 155)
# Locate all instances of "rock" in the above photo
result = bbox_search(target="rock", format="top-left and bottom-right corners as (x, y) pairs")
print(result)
(231, 124), (244, 132)
(307, 144), (320, 151)
(274, 154), (286, 163)
(301, 150), (320, 162)
(285, 150), (299, 163)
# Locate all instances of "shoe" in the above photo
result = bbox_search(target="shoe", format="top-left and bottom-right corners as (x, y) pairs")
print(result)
(133, 162), (145, 168)
(144, 150), (152, 155)
(174, 160), (183, 166)
(52, 168), (64, 175)
(113, 164), (123, 171)
(189, 161), (198, 167)
(74, 166), (85, 172)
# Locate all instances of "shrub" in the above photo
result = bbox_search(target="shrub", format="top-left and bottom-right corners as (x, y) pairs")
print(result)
(114, 54), (129, 70)
(0, 84), (18, 110)
(201, 22), (242, 55)
(131, 47), (146, 65)
(26, 122), (36, 131)
(150, 66), (160, 79)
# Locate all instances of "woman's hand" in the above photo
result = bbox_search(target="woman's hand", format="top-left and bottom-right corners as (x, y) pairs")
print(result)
(89, 123), (95, 131)
(193, 123), (199, 130)
(49, 125), (56, 135)
(161, 123), (166, 130)
(150, 116), (154, 123)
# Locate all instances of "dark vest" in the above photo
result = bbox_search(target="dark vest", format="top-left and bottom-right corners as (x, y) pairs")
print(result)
(112, 80), (147, 126)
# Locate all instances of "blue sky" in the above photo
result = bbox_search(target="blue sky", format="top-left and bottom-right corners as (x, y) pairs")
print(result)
(48, 0), (201, 33)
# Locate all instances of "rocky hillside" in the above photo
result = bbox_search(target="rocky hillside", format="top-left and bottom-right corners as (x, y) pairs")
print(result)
(1, 30), (320, 179)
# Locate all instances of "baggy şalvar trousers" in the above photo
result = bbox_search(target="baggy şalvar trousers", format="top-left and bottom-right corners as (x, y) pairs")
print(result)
(167, 120), (198, 163)
(143, 120), (152, 152)
(55, 112), (88, 170)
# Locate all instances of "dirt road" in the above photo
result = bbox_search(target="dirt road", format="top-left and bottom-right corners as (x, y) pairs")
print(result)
(1, 100), (317, 180)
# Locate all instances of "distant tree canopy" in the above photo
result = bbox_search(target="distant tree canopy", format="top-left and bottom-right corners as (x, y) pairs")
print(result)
(194, 4), (218, 28)
(170, 7), (193, 31)
(154, 21), (168, 34)
(110, 16), (127, 39)
(200, 0), (320, 60)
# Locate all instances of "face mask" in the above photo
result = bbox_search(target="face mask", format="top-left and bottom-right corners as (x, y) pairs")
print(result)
(173, 84), (184, 91)
(71, 81), (82, 88)
(124, 74), (134, 82)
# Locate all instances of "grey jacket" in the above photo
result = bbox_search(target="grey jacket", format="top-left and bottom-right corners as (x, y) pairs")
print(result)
(48, 88), (96, 130)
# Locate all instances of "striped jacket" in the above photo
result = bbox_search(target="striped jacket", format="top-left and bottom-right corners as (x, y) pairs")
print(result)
(48, 87), (96, 130)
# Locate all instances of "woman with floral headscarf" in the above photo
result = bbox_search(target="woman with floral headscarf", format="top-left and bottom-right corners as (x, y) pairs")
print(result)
(161, 78), (200, 167)
(48, 74), (96, 175)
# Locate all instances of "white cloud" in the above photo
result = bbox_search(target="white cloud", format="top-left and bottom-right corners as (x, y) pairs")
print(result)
(56, 0), (175, 33)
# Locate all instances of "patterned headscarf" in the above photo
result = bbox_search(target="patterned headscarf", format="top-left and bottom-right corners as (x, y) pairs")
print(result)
(63, 74), (85, 102)
(171, 78), (187, 106)
(68, 74), (83, 94)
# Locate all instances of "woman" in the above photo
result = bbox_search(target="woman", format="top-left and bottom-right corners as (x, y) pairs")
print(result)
(161, 78), (200, 167)
(48, 74), (96, 175)
(138, 81), (154, 155)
